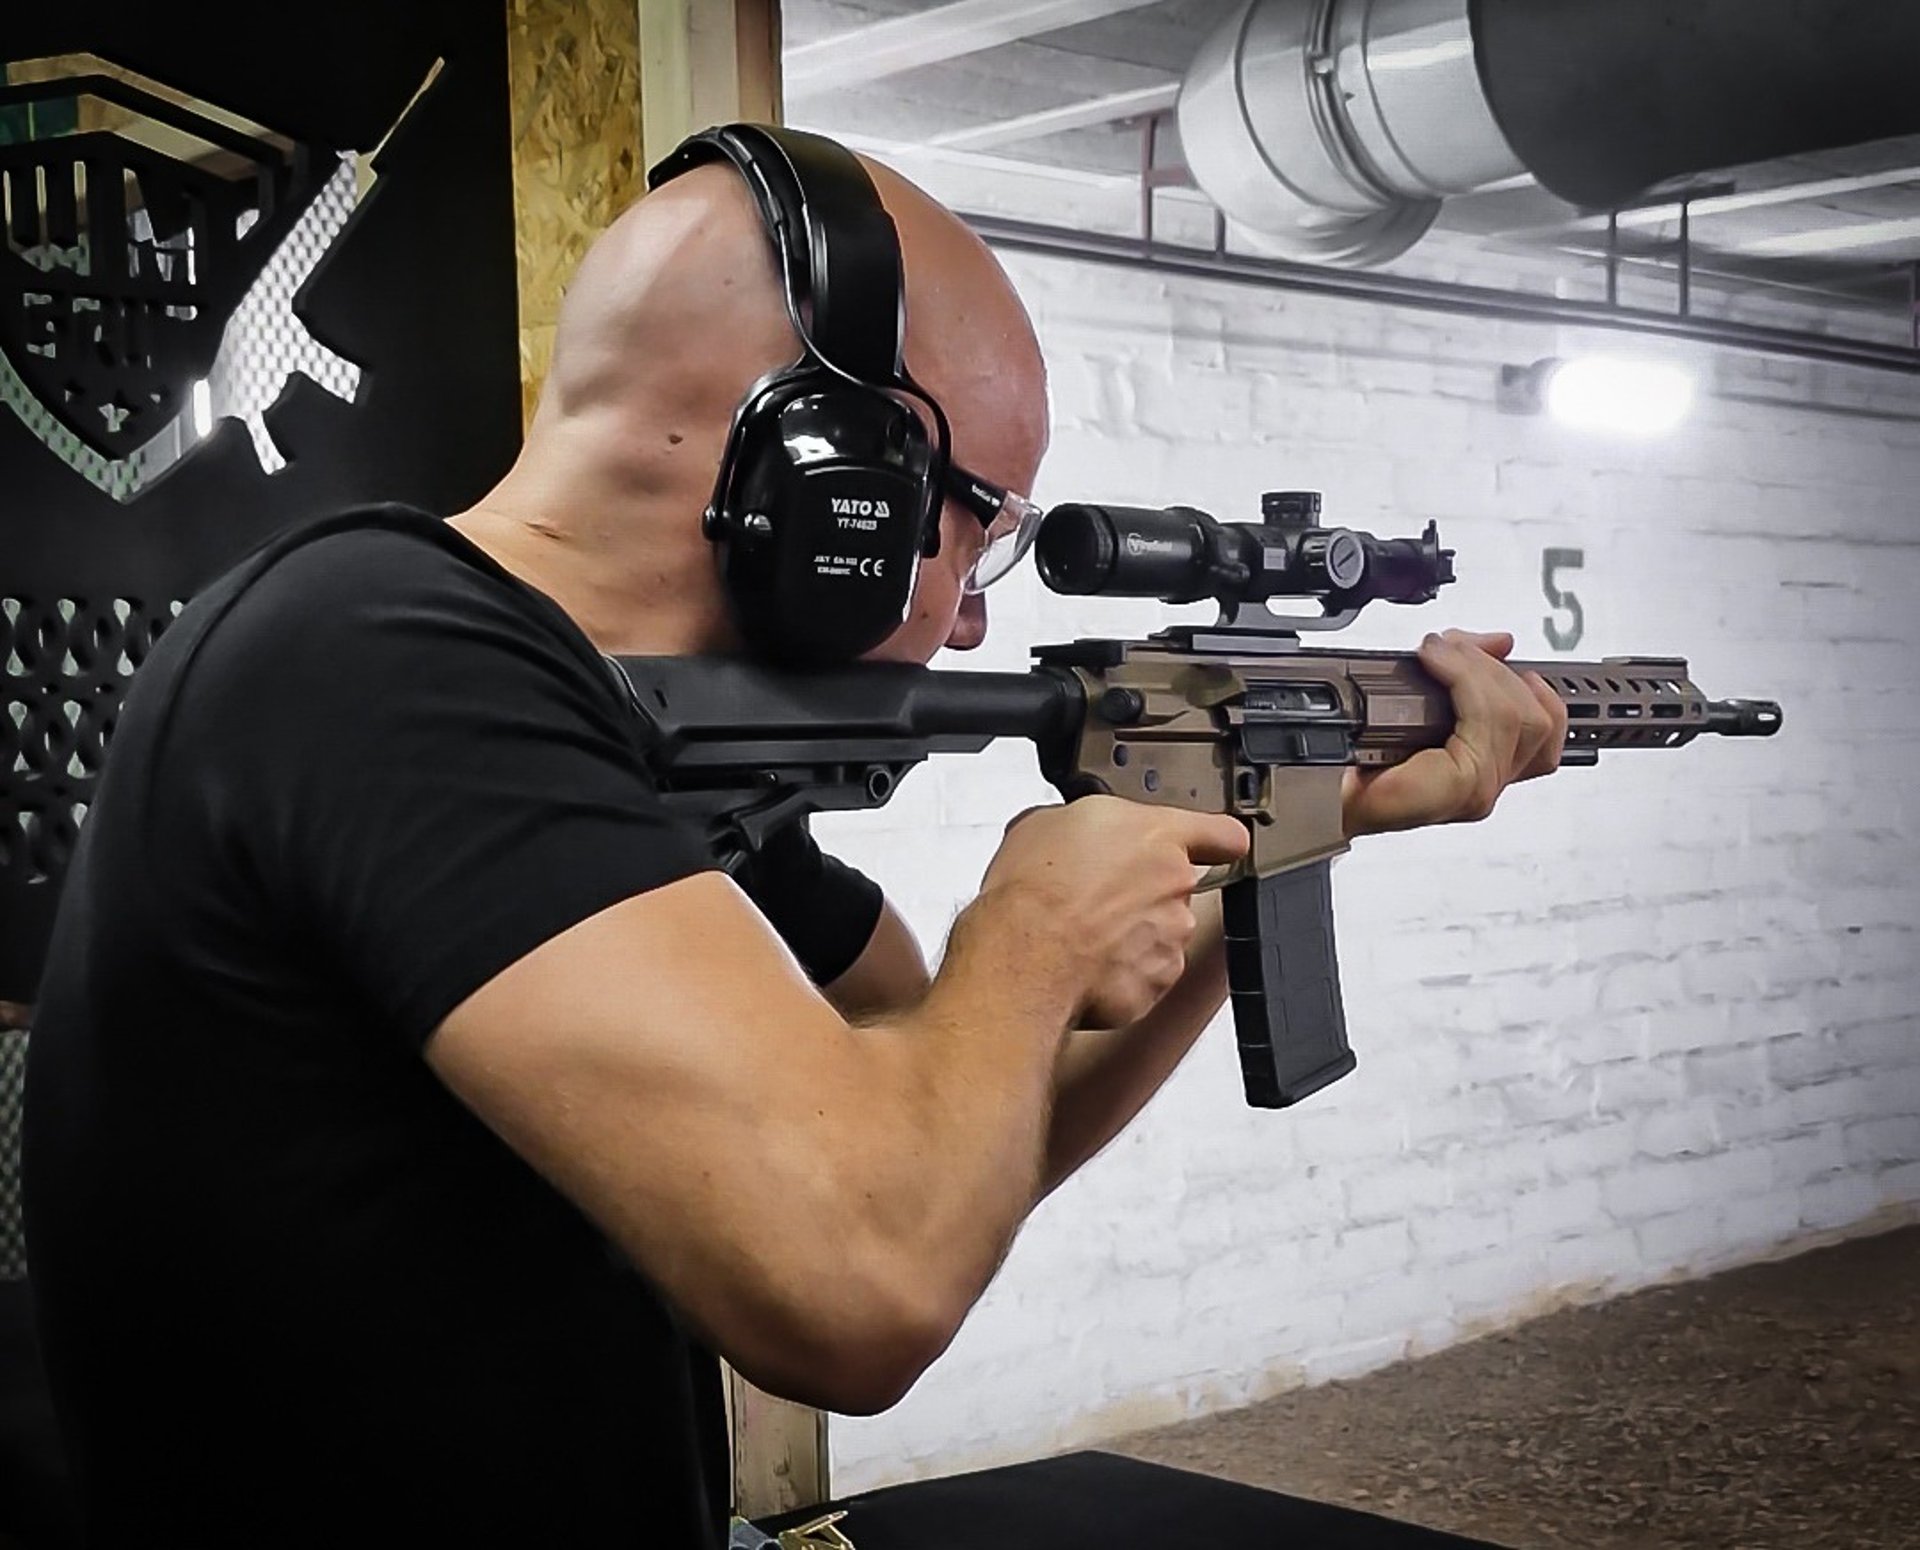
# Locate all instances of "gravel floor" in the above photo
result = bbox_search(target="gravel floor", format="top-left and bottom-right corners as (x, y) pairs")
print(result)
(1108, 1227), (1920, 1550)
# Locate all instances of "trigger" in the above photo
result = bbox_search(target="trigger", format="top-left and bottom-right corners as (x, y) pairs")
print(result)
(1195, 860), (1246, 893)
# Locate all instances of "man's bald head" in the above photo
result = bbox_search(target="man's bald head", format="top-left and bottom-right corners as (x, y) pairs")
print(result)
(538, 162), (793, 436)
(542, 155), (1046, 471)
(481, 148), (1047, 659)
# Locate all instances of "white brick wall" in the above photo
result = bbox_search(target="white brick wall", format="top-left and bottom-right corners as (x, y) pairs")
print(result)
(815, 249), (1920, 1491)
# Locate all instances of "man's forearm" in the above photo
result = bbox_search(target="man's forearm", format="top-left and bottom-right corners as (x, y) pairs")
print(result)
(869, 884), (1085, 1312)
(1041, 800), (1375, 1188)
(1041, 893), (1227, 1193)
(1042, 789), (1387, 1190)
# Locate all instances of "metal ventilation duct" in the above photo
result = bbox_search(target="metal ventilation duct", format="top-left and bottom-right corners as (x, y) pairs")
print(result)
(1179, 0), (1920, 267)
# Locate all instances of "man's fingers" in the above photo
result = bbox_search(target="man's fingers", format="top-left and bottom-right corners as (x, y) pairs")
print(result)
(1448, 628), (1515, 661)
(1344, 747), (1459, 832)
(1517, 671), (1570, 778)
(1416, 633), (1503, 709)
(1420, 632), (1526, 772)
(1157, 809), (1251, 867)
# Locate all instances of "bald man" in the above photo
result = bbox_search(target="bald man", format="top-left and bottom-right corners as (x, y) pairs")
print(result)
(23, 138), (1564, 1547)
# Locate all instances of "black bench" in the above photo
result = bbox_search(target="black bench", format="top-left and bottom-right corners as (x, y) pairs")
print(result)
(765, 1450), (1505, 1549)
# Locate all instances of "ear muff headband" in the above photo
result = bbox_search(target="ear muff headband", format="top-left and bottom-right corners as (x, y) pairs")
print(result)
(649, 124), (902, 386)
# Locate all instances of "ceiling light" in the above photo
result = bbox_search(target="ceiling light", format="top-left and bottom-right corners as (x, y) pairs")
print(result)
(1499, 357), (1696, 435)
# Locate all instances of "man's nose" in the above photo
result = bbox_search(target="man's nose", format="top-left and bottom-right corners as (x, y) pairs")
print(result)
(945, 589), (987, 651)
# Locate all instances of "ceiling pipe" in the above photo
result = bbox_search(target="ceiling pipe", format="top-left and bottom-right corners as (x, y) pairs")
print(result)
(1178, 0), (1513, 265)
(1179, 0), (1920, 267)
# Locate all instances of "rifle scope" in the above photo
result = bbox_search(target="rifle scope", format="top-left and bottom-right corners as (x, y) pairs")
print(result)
(1034, 491), (1455, 612)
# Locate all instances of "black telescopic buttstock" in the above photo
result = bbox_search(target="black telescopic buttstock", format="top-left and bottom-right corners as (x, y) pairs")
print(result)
(1221, 862), (1356, 1108)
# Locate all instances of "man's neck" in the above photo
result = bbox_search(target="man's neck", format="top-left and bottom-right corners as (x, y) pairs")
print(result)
(449, 488), (724, 658)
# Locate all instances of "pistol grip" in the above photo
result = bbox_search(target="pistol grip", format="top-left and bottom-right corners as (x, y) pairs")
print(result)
(1221, 862), (1356, 1109)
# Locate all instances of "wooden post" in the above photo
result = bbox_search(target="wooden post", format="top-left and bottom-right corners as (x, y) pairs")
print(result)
(511, 0), (829, 1522)
(506, 0), (647, 424)
(724, 1365), (832, 1523)
(638, 0), (783, 166)
(641, 9), (832, 1518)
(638, 1), (830, 1523)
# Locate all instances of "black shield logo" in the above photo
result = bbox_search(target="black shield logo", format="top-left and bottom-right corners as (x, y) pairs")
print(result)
(0, 57), (411, 473)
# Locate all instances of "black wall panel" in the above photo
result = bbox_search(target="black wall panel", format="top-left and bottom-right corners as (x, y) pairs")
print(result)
(0, 3), (523, 1001)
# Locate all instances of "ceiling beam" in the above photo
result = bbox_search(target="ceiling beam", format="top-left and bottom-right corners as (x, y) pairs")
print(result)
(1740, 214), (1920, 259)
(1613, 166), (1920, 228)
(834, 128), (1144, 188)
(784, 0), (1165, 98)
(925, 80), (1178, 151)
(1488, 163), (1920, 237)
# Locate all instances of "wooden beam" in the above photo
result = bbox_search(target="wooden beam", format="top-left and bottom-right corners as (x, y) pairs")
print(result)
(509, 3), (825, 1521)
(639, 0), (783, 170)
(633, 16), (830, 1520)
(506, 0), (645, 423)
(724, 1371), (831, 1523)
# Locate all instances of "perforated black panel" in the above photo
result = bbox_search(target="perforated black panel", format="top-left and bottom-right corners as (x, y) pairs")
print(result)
(0, 3), (522, 1002)
(2, 594), (181, 882)
(0, 1029), (25, 1280)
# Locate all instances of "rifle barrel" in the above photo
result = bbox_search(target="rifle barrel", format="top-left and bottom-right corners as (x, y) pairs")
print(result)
(1707, 699), (1784, 737)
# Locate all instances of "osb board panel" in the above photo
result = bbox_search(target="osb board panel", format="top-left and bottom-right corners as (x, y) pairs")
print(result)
(507, 0), (643, 424)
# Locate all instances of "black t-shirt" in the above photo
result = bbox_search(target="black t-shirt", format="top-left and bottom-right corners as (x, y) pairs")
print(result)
(22, 507), (883, 1547)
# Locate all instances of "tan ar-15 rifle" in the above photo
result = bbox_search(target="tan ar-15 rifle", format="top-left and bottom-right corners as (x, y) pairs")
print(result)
(618, 490), (1780, 1109)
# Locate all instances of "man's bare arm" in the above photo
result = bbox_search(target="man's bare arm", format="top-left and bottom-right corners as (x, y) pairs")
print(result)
(426, 801), (1244, 1414)
(428, 873), (1068, 1414)
(829, 894), (1228, 1194)
(1042, 893), (1227, 1190)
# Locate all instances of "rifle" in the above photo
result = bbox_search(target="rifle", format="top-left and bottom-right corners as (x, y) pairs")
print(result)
(615, 491), (1781, 1110)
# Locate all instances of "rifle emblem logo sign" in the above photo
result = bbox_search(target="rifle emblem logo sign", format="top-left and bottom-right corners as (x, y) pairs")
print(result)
(0, 55), (428, 497)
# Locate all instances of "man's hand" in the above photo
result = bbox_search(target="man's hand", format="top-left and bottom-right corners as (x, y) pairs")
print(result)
(1343, 629), (1568, 838)
(982, 796), (1248, 1028)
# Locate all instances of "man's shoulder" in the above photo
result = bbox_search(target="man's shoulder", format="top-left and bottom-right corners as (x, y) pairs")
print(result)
(193, 505), (594, 677)
(128, 505), (615, 758)
(218, 505), (520, 623)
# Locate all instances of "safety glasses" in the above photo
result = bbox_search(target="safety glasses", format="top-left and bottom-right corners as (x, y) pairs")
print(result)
(946, 464), (1046, 595)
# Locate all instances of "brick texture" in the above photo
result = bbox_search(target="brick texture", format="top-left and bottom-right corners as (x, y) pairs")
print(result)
(817, 249), (1920, 1491)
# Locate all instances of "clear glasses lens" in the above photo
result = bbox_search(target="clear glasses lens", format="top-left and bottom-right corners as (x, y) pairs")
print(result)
(963, 492), (1046, 594)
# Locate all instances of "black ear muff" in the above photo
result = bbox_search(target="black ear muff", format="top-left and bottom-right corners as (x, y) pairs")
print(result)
(707, 376), (934, 662)
(651, 124), (951, 664)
